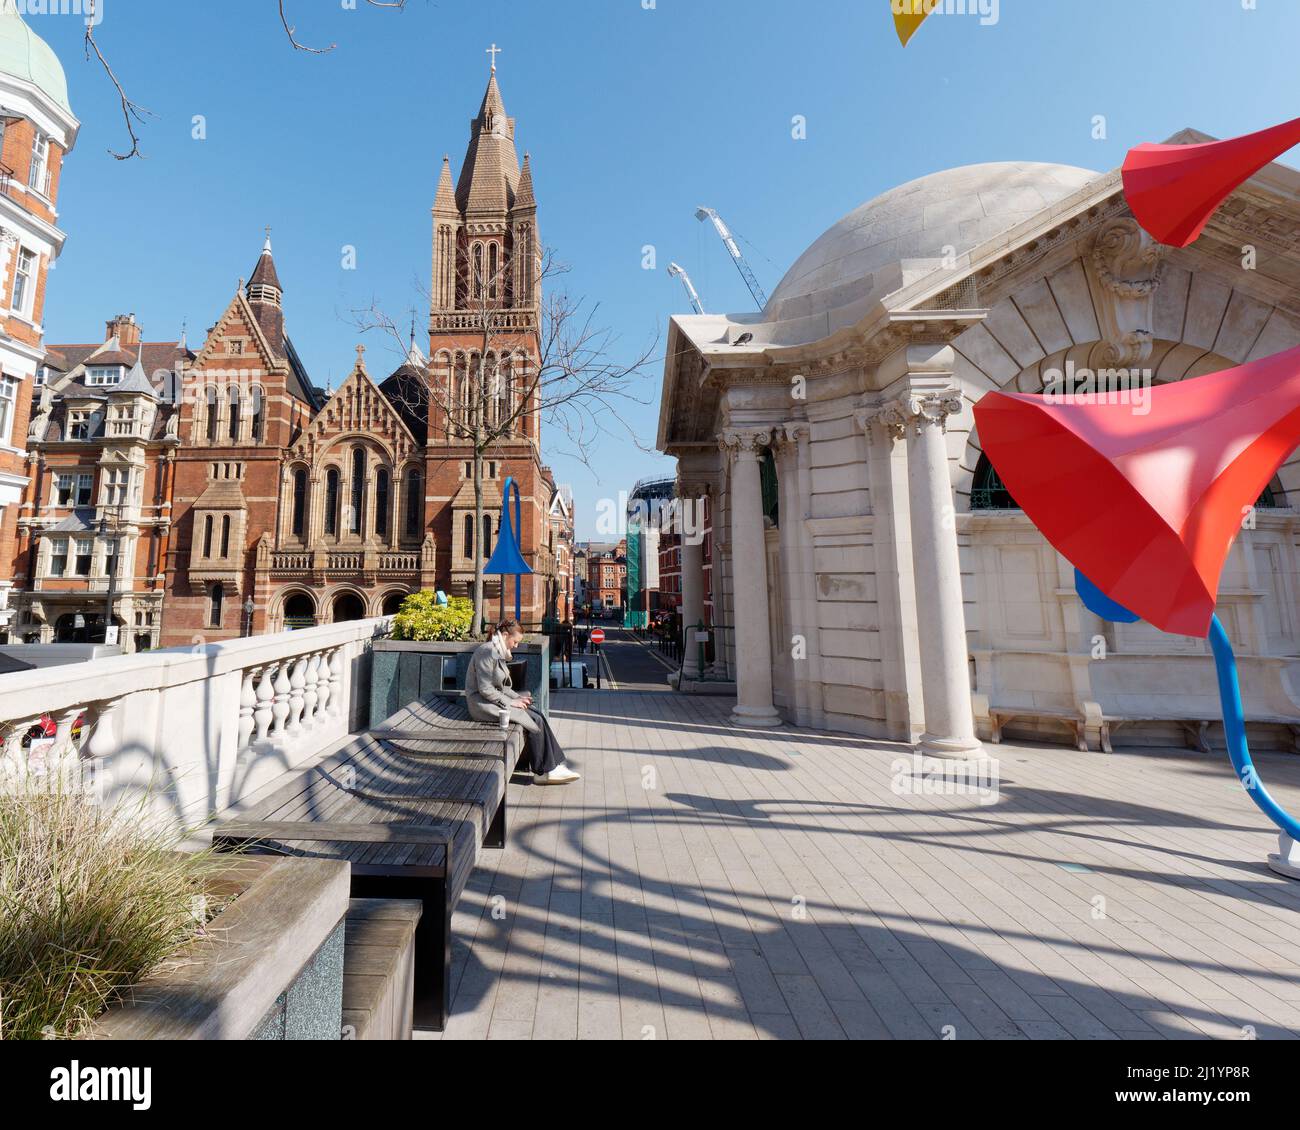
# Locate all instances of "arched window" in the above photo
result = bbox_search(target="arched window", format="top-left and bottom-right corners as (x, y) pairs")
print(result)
(488, 242), (499, 300)
(464, 513), (475, 560)
(202, 514), (214, 557)
(483, 514), (493, 557)
(760, 448), (780, 527)
(291, 468), (308, 537)
(209, 582), (224, 629)
(227, 387), (240, 442)
(472, 243), (484, 298)
(220, 514), (231, 557)
(324, 468), (340, 536)
(970, 454), (1018, 510)
(375, 469), (390, 538)
(251, 387), (264, 442)
(205, 387), (219, 443)
(404, 469), (422, 539)
(496, 359), (510, 428)
(350, 447), (366, 536)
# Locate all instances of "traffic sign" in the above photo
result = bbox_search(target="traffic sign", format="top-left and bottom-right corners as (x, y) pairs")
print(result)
(590, 629), (606, 646)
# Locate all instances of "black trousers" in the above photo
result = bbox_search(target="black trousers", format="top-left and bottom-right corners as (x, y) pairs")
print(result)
(522, 707), (565, 775)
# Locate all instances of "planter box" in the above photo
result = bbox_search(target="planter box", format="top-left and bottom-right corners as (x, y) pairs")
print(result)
(90, 856), (351, 1041)
(370, 636), (551, 724)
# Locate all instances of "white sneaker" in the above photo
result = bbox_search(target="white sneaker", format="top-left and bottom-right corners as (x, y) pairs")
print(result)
(535, 765), (581, 785)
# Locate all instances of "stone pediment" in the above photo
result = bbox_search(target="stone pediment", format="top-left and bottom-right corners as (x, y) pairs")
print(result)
(291, 357), (420, 463)
(192, 291), (284, 375)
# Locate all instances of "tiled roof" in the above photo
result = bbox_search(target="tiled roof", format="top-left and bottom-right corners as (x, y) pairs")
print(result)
(455, 72), (521, 214)
(45, 340), (192, 382)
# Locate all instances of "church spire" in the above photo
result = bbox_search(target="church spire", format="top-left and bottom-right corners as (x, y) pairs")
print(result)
(455, 61), (521, 214)
(433, 155), (456, 214)
(514, 152), (536, 212)
(247, 229), (285, 353)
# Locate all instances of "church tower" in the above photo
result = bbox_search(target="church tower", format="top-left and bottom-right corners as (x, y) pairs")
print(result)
(424, 56), (546, 619)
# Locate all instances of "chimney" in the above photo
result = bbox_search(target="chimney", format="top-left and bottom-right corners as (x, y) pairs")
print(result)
(106, 313), (141, 348)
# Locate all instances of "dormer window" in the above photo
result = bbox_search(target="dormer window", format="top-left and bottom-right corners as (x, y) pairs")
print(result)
(68, 410), (94, 441)
(87, 366), (124, 387)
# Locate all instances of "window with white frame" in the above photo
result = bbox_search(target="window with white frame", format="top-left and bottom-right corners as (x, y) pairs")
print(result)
(103, 467), (130, 507)
(73, 538), (93, 577)
(68, 411), (94, 440)
(11, 247), (36, 315)
(28, 131), (50, 195)
(86, 366), (124, 387)
(54, 472), (94, 507)
(49, 538), (68, 577)
(0, 376), (15, 442)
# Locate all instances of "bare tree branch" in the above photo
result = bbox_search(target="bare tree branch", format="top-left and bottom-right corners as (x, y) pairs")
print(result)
(350, 244), (658, 631)
(84, 4), (153, 161)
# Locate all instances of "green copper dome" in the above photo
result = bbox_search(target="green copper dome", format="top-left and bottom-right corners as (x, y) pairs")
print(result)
(0, 4), (71, 115)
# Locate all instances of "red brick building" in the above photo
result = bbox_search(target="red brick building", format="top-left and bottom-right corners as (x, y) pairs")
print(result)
(3, 66), (568, 650)
(0, 8), (79, 639)
(583, 540), (626, 619)
(13, 317), (189, 647)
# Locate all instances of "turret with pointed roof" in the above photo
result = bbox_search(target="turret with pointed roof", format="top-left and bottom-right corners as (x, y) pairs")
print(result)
(247, 233), (285, 354)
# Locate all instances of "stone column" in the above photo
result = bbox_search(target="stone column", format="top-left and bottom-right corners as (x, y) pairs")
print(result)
(677, 479), (707, 681)
(720, 429), (781, 728)
(869, 389), (980, 757)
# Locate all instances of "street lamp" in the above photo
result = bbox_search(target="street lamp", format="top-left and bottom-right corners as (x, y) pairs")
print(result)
(243, 597), (255, 638)
(97, 503), (123, 648)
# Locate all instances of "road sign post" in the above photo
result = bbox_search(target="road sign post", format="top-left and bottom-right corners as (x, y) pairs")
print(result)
(590, 628), (605, 689)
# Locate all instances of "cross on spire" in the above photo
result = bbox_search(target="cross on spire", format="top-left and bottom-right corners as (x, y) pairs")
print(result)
(355, 344), (366, 367)
(486, 43), (501, 72)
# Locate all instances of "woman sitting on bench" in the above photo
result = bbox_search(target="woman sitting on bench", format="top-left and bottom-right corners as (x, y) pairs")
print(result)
(466, 618), (580, 786)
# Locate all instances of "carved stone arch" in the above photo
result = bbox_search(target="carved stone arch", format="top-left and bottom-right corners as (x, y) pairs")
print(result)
(372, 585), (410, 617)
(955, 338), (1300, 509)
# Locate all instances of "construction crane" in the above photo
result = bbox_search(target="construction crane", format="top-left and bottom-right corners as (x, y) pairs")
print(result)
(695, 206), (769, 310)
(667, 262), (705, 315)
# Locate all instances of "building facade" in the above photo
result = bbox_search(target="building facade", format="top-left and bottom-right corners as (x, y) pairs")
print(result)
(582, 539), (626, 619)
(14, 316), (189, 648)
(0, 6), (78, 639)
(6, 67), (569, 650)
(660, 145), (1300, 751)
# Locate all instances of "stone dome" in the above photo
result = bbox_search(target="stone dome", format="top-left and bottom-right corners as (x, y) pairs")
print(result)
(0, 4), (71, 114)
(765, 162), (1099, 322)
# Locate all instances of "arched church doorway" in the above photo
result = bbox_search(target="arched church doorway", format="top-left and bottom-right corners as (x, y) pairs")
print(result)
(332, 592), (366, 623)
(380, 591), (408, 616)
(282, 591), (317, 630)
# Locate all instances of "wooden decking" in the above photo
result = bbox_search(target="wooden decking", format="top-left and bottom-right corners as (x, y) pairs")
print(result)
(427, 685), (1300, 1040)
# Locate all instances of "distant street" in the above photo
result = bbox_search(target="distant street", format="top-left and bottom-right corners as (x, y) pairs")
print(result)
(575, 625), (678, 691)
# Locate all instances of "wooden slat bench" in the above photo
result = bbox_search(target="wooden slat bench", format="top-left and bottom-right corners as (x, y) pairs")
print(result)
(371, 693), (529, 769)
(342, 898), (422, 1040)
(214, 700), (518, 1031)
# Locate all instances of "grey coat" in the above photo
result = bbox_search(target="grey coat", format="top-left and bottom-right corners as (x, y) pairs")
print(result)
(465, 640), (538, 732)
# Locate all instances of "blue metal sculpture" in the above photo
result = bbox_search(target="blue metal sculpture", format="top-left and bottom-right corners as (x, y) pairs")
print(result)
(483, 475), (532, 622)
(1078, 570), (1300, 879)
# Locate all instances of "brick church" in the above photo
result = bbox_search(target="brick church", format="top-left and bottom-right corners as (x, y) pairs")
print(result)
(11, 67), (570, 649)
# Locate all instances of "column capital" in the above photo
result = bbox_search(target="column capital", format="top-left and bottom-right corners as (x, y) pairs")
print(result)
(719, 427), (773, 459)
(775, 419), (811, 448)
(858, 390), (964, 443)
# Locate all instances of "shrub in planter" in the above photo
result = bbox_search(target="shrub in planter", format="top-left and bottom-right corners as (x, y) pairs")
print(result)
(0, 778), (225, 1040)
(391, 592), (475, 642)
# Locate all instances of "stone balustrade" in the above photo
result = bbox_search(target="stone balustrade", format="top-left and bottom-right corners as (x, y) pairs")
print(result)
(0, 617), (392, 828)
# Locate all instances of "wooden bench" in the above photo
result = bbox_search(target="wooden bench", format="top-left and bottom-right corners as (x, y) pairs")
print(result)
(979, 698), (1300, 754)
(342, 898), (422, 1040)
(214, 699), (517, 1031)
(372, 693), (528, 770)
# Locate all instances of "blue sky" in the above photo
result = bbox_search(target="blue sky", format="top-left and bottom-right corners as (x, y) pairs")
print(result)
(32, 0), (1300, 537)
